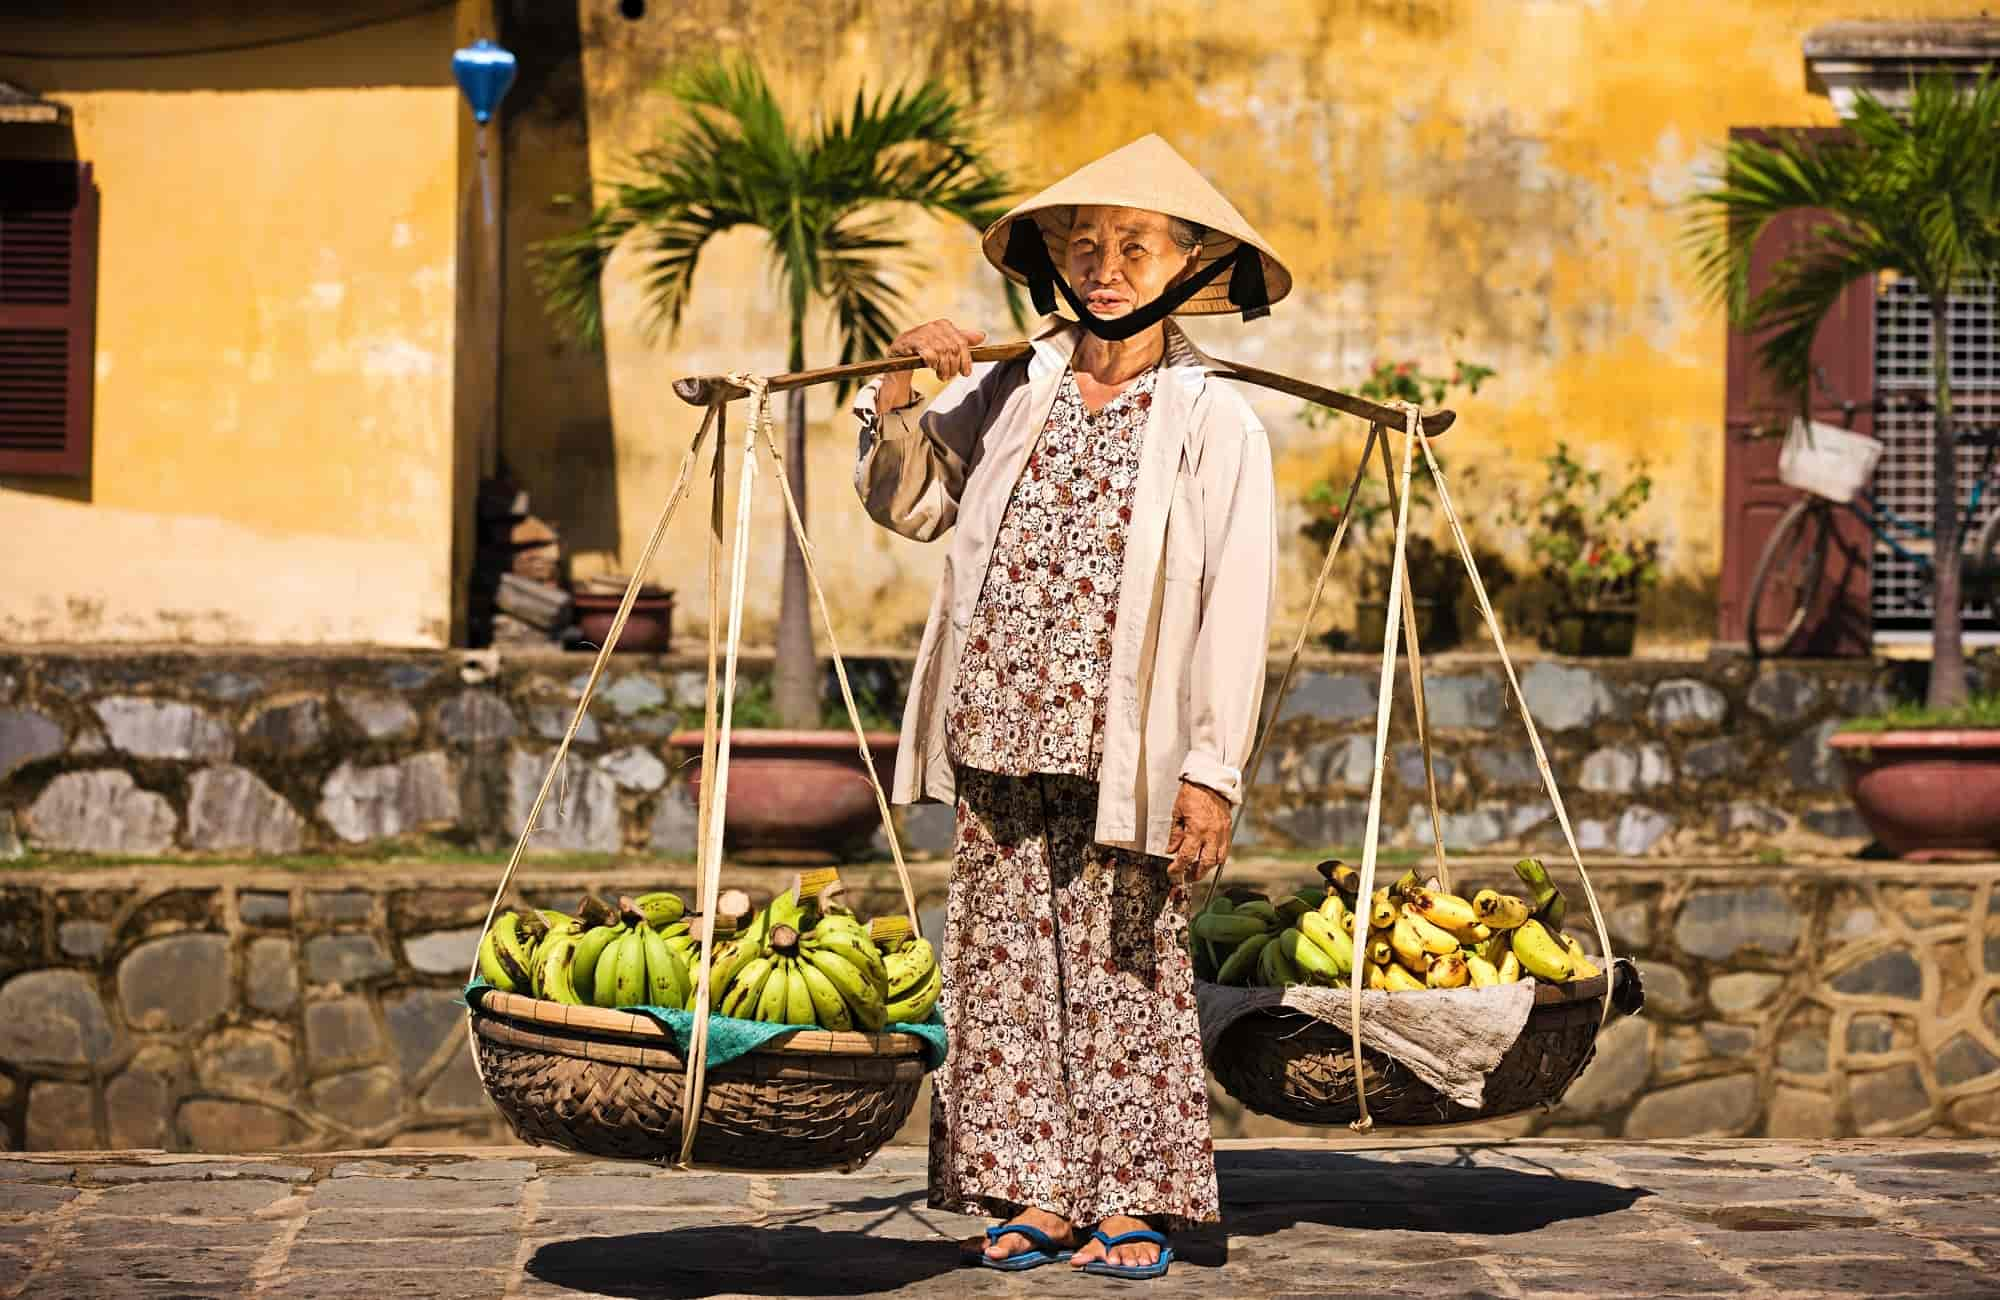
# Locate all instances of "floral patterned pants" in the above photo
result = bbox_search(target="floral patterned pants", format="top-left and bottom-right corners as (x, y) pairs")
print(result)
(927, 768), (1220, 1228)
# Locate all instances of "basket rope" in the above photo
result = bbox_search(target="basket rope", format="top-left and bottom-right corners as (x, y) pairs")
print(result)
(1416, 427), (1616, 1048)
(464, 398), (721, 1096)
(1342, 406), (1424, 1131)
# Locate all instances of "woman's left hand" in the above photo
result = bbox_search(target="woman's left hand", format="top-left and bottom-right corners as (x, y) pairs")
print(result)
(1166, 781), (1233, 883)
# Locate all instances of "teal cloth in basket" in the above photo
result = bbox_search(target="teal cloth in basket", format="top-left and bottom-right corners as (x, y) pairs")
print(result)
(465, 980), (947, 1072)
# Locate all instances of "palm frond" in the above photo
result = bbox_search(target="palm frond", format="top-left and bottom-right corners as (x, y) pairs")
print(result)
(530, 202), (638, 349)
(820, 215), (912, 400)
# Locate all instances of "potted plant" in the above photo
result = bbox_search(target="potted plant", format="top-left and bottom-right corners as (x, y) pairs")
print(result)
(534, 58), (1016, 855)
(1298, 359), (1495, 652)
(1687, 72), (2000, 856)
(1504, 443), (1660, 657)
(1828, 696), (2000, 860)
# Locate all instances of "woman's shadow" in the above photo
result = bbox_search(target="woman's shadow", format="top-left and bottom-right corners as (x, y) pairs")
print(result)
(524, 1146), (1645, 1296)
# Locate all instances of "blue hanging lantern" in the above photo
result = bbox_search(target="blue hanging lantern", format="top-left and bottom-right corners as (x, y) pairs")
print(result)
(453, 38), (517, 125)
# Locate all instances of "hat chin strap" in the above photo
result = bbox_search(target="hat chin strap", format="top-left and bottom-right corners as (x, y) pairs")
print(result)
(1001, 218), (1270, 342)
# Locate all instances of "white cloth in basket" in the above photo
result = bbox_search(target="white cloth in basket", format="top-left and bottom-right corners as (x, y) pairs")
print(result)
(1196, 980), (1537, 1110)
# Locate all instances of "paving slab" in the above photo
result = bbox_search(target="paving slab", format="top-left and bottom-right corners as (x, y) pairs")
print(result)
(0, 1141), (1989, 1297)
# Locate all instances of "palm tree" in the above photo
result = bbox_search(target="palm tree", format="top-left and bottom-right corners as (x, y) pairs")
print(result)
(1685, 71), (2000, 711)
(535, 57), (1016, 728)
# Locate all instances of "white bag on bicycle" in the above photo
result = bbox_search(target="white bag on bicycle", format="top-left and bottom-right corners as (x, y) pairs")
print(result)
(1778, 416), (1882, 505)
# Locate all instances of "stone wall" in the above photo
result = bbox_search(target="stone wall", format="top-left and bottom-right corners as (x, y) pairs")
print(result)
(0, 648), (1949, 862)
(0, 861), (1994, 1152)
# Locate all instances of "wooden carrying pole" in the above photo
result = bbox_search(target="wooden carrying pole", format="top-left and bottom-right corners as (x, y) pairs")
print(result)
(673, 344), (1456, 437)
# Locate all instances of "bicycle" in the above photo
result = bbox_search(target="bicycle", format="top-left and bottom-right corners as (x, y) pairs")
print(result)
(1745, 373), (2000, 659)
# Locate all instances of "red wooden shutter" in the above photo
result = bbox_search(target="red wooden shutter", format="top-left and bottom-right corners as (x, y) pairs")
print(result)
(1717, 127), (1874, 655)
(0, 160), (96, 477)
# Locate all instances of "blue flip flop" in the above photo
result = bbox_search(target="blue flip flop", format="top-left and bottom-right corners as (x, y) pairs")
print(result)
(976, 1222), (1076, 1271)
(1079, 1228), (1174, 1280)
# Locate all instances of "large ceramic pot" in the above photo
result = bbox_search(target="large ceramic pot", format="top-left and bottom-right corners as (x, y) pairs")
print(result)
(1827, 729), (2000, 860)
(667, 729), (901, 863)
(573, 589), (675, 653)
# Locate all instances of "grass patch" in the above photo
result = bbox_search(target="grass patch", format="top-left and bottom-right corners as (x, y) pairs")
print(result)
(1838, 692), (2000, 733)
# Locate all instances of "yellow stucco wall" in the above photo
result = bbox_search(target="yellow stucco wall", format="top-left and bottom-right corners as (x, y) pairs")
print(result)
(566, 0), (1977, 655)
(0, 12), (459, 647)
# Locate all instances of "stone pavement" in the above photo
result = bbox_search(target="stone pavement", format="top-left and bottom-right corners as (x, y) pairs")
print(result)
(0, 1141), (1994, 1298)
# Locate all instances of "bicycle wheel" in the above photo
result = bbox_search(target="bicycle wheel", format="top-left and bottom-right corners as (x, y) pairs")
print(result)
(1747, 499), (1831, 660)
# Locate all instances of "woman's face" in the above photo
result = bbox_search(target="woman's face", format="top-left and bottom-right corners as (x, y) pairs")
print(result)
(1064, 205), (1199, 321)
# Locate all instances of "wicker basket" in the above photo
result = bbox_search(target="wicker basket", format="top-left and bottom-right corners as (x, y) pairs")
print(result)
(468, 991), (926, 1171)
(1207, 969), (1635, 1128)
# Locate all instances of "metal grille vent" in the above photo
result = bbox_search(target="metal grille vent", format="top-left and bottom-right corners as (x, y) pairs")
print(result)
(1870, 276), (2000, 637)
(0, 208), (73, 307)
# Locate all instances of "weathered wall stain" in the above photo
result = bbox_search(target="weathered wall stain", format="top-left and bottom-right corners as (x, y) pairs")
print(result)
(0, 9), (460, 648)
(556, 0), (1977, 655)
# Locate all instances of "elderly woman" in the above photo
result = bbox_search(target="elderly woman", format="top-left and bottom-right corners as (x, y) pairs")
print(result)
(851, 136), (1288, 1280)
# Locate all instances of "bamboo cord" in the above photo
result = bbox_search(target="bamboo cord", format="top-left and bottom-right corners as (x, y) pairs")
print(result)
(1415, 431), (1616, 1032)
(1343, 408), (1422, 1133)
(1373, 432), (1451, 891)
(1200, 420), (1383, 911)
(676, 402), (729, 1156)
(678, 377), (765, 1166)
(464, 402), (719, 1089)
(751, 416), (922, 929)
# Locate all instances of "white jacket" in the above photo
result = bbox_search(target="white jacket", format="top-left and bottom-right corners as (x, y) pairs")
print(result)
(852, 316), (1276, 856)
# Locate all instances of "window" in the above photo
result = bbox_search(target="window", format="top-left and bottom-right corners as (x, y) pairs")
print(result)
(0, 159), (97, 477)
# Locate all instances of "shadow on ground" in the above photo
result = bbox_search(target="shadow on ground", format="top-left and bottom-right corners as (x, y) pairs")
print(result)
(525, 1147), (1647, 1295)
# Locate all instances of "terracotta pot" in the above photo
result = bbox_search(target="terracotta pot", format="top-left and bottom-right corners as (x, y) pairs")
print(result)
(572, 590), (674, 654)
(1827, 729), (2000, 861)
(667, 729), (901, 863)
(1541, 606), (1638, 657)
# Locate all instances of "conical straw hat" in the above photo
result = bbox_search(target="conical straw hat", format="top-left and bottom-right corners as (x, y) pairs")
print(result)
(982, 134), (1292, 318)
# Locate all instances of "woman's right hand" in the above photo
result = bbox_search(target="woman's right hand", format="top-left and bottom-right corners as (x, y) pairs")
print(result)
(878, 320), (987, 415)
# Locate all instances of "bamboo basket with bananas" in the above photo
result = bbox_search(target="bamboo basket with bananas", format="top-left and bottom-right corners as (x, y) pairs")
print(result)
(1195, 409), (1643, 1131)
(463, 376), (941, 1172)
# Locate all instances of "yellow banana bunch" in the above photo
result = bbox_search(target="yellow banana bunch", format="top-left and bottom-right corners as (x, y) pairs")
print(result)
(1473, 889), (1531, 930)
(1389, 914), (1432, 974)
(1562, 932), (1602, 979)
(1510, 918), (1575, 982)
(1426, 952), (1470, 988)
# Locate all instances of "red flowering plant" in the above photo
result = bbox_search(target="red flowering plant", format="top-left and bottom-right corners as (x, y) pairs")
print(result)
(1503, 442), (1661, 612)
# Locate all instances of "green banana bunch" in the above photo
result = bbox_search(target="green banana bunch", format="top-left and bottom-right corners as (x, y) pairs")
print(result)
(476, 911), (539, 992)
(630, 891), (686, 929)
(1296, 909), (1354, 977)
(570, 928), (621, 998)
(720, 955), (776, 1018)
(1511, 857), (1569, 930)
(641, 918), (690, 1008)
(532, 925), (587, 1006)
(1191, 901), (1273, 946)
(804, 919), (889, 1030)
(1215, 932), (1271, 986)
(1256, 932), (1300, 988)
(1280, 927), (1341, 986)
(883, 936), (940, 1023)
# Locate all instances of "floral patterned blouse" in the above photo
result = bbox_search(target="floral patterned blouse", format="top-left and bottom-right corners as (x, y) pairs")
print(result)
(945, 364), (1159, 778)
